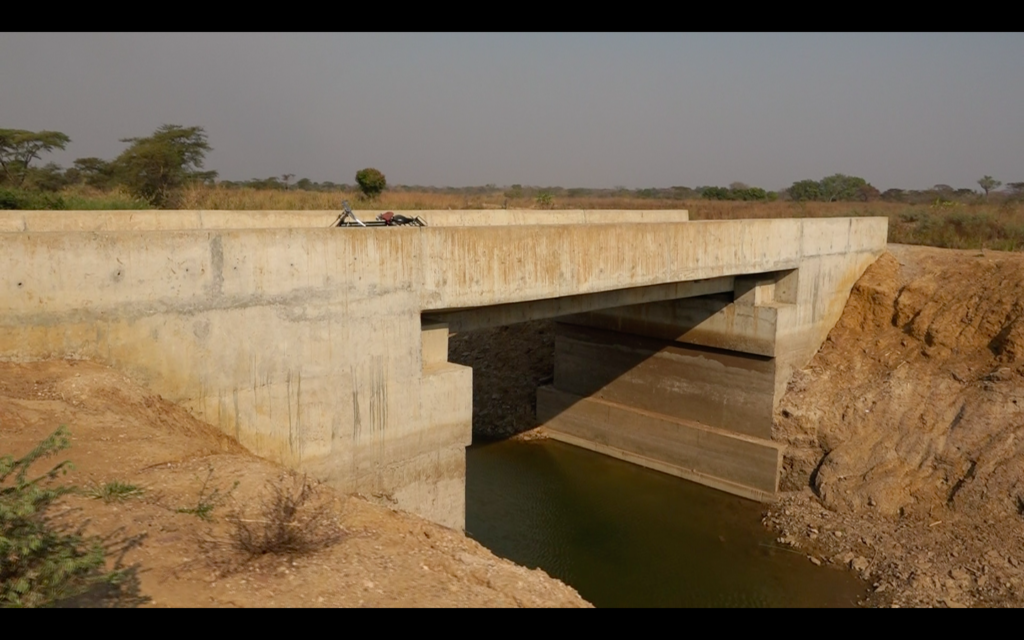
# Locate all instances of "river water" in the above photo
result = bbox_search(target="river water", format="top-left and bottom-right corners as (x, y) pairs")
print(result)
(465, 437), (870, 608)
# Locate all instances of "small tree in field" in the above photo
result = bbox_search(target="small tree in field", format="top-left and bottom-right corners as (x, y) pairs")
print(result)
(978, 175), (1001, 198)
(113, 124), (216, 207)
(355, 168), (386, 200)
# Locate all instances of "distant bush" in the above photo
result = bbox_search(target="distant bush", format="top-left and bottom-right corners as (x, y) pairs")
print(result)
(732, 187), (768, 201)
(0, 187), (66, 210)
(700, 186), (772, 201)
(59, 186), (152, 210)
(504, 184), (524, 200)
(701, 186), (732, 200)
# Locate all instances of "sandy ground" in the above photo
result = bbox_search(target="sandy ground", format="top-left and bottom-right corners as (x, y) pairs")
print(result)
(0, 359), (589, 608)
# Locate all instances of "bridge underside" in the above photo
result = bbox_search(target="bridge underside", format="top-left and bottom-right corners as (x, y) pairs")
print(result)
(539, 292), (789, 501)
(426, 266), (841, 504)
(1, 209), (887, 530)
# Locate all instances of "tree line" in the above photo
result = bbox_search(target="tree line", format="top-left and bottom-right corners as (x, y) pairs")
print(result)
(2, 125), (1021, 209)
(1, 125), (215, 208)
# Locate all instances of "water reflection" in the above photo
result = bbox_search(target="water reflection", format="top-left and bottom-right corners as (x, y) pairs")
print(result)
(466, 438), (868, 608)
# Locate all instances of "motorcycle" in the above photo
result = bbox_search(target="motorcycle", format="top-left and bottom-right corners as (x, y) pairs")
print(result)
(333, 200), (426, 228)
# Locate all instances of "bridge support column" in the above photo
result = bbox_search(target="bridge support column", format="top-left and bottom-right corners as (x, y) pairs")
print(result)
(537, 321), (785, 501)
(410, 322), (473, 530)
(538, 247), (878, 501)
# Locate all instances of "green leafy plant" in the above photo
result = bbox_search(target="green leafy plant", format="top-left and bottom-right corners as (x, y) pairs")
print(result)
(1, 426), (125, 608)
(0, 186), (67, 210)
(176, 466), (238, 522)
(87, 481), (144, 504)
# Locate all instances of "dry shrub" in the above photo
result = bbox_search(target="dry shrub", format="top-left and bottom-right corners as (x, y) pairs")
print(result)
(226, 474), (345, 561)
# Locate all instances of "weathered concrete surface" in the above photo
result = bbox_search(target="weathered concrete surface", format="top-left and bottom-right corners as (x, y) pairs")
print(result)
(0, 210), (886, 527)
(550, 323), (777, 439)
(557, 218), (886, 407)
(423, 277), (735, 333)
(538, 217), (888, 501)
(0, 209), (688, 233)
(536, 386), (784, 501)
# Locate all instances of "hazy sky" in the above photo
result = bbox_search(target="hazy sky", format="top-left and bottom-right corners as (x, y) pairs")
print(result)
(2, 33), (1021, 191)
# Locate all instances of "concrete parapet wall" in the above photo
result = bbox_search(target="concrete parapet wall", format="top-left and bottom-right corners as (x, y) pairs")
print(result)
(0, 209), (688, 233)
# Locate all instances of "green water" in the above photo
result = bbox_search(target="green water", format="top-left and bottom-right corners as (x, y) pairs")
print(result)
(465, 438), (869, 608)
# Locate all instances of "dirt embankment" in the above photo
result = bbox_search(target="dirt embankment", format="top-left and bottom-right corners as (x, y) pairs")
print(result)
(769, 244), (1024, 608)
(0, 360), (589, 608)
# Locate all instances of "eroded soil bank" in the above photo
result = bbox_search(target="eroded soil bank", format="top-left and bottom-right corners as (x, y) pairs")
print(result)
(769, 244), (1024, 608)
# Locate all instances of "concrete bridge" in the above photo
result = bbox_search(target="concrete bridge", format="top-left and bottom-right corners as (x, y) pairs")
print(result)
(0, 209), (887, 529)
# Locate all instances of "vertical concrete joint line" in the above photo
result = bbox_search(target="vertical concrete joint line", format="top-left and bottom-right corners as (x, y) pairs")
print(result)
(209, 235), (225, 298)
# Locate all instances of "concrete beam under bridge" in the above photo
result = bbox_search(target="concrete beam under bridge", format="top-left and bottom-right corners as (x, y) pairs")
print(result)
(422, 276), (735, 333)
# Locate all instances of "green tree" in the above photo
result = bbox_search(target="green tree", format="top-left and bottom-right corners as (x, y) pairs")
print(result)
(113, 124), (216, 207)
(0, 129), (71, 187)
(978, 175), (1001, 197)
(819, 174), (869, 202)
(733, 187), (768, 201)
(787, 175), (874, 202)
(700, 186), (732, 200)
(856, 183), (881, 202)
(355, 168), (386, 199)
(23, 163), (70, 192)
(72, 157), (116, 189)
(881, 188), (905, 202)
(787, 179), (822, 202)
